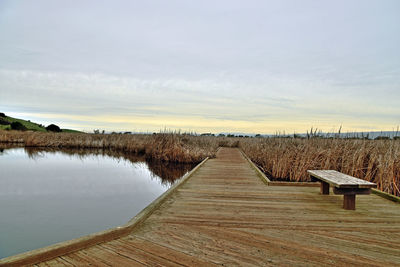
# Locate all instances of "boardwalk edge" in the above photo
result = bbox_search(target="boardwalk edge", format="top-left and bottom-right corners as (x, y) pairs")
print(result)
(239, 149), (271, 185)
(371, 188), (400, 203)
(0, 157), (209, 267)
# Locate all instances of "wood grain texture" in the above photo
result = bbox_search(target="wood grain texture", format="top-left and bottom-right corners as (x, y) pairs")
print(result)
(9, 148), (400, 266)
(321, 181), (330, 194)
(308, 170), (377, 188)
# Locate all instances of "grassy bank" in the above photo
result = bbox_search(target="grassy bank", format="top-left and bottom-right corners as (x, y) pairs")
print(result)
(0, 114), (82, 133)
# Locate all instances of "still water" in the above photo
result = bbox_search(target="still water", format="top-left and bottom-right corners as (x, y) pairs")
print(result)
(0, 147), (195, 259)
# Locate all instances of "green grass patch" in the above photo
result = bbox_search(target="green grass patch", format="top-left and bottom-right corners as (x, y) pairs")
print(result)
(4, 116), (46, 131)
(0, 115), (83, 133)
(0, 124), (11, 130)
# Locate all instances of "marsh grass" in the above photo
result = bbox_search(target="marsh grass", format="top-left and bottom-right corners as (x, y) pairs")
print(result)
(0, 130), (218, 163)
(240, 137), (400, 196)
(1, 130), (399, 196)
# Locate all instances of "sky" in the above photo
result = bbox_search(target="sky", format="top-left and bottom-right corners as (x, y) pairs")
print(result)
(0, 0), (399, 134)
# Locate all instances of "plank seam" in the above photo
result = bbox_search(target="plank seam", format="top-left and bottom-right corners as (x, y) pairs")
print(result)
(0, 157), (209, 267)
(238, 149), (271, 185)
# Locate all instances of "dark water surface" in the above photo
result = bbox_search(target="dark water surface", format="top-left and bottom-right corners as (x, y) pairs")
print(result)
(0, 146), (196, 259)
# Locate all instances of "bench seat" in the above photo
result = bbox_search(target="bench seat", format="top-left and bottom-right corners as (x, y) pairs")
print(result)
(307, 170), (377, 210)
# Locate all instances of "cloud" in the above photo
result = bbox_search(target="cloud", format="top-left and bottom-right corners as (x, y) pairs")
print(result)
(0, 1), (399, 132)
(1, 68), (399, 133)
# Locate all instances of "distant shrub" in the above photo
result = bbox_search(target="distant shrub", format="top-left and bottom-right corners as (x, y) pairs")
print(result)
(201, 133), (215, 136)
(394, 136), (400, 140)
(0, 112), (5, 117)
(46, 124), (61, 132)
(375, 136), (390, 140)
(0, 118), (10, 125)
(10, 121), (27, 131)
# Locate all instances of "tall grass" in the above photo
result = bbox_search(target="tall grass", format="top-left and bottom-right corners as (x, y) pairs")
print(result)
(1, 130), (399, 196)
(240, 137), (400, 196)
(0, 130), (218, 163)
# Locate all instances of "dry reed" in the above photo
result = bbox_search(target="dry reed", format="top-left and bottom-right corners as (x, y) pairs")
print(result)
(1, 130), (399, 196)
(240, 137), (400, 196)
(0, 130), (218, 163)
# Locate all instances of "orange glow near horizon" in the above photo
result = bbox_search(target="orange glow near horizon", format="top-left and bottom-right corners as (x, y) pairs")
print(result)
(8, 112), (399, 134)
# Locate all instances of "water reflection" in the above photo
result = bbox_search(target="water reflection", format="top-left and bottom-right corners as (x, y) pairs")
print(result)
(0, 145), (196, 259)
(22, 146), (196, 186)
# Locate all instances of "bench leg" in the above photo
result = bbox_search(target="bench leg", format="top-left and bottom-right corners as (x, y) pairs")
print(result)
(320, 181), (330, 195)
(343, 194), (356, 210)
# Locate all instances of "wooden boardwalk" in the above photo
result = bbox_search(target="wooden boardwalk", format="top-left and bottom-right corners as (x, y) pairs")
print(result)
(4, 148), (400, 266)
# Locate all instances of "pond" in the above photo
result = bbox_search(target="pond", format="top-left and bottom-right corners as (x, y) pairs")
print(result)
(0, 146), (196, 259)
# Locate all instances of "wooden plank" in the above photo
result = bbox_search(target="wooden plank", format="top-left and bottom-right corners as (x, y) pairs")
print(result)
(80, 245), (142, 266)
(372, 188), (400, 203)
(117, 237), (218, 266)
(99, 241), (180, 266)
(60, 252), (112, 267)
(5, 148), (400, 266)
(35, 257), (75, 267)
(320, 181), (330, 194)
(343, 194), (356, 210)
(333, 187), (371, 195)
(0, 157), (209, 266)
(239, 149), (271, 184)
(268, 181), (319, 187)
(308, 170), (376, 188)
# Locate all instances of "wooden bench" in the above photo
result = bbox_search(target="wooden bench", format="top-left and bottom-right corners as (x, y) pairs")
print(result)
(307, 170), (377, 210)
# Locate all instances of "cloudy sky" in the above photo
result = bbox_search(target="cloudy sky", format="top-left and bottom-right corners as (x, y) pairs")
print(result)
(0, 0), (399, 133)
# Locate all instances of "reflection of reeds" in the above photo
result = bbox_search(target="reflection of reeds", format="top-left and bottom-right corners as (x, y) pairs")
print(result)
(0, 131), (218, 163)
(146, 160), (197, 186)
(22, 146), (143, 161)
(1, 131), (399, 196)
(240, 138), (400, 196)
(3, 145), (194, 186)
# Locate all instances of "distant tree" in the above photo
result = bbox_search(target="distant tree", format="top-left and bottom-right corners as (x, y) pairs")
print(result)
(46, 124), (61, 132)
(10, 121), (27, 131)
(93, 129), (100, 134)
(218, 133), (225, 137)
(0, 112), (5, 117)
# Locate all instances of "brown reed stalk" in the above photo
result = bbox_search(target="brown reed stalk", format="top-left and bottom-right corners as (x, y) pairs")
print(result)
(240, 137), (400, 196)
(0, 130), (218, 163)
(1, 130), (399, 196)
